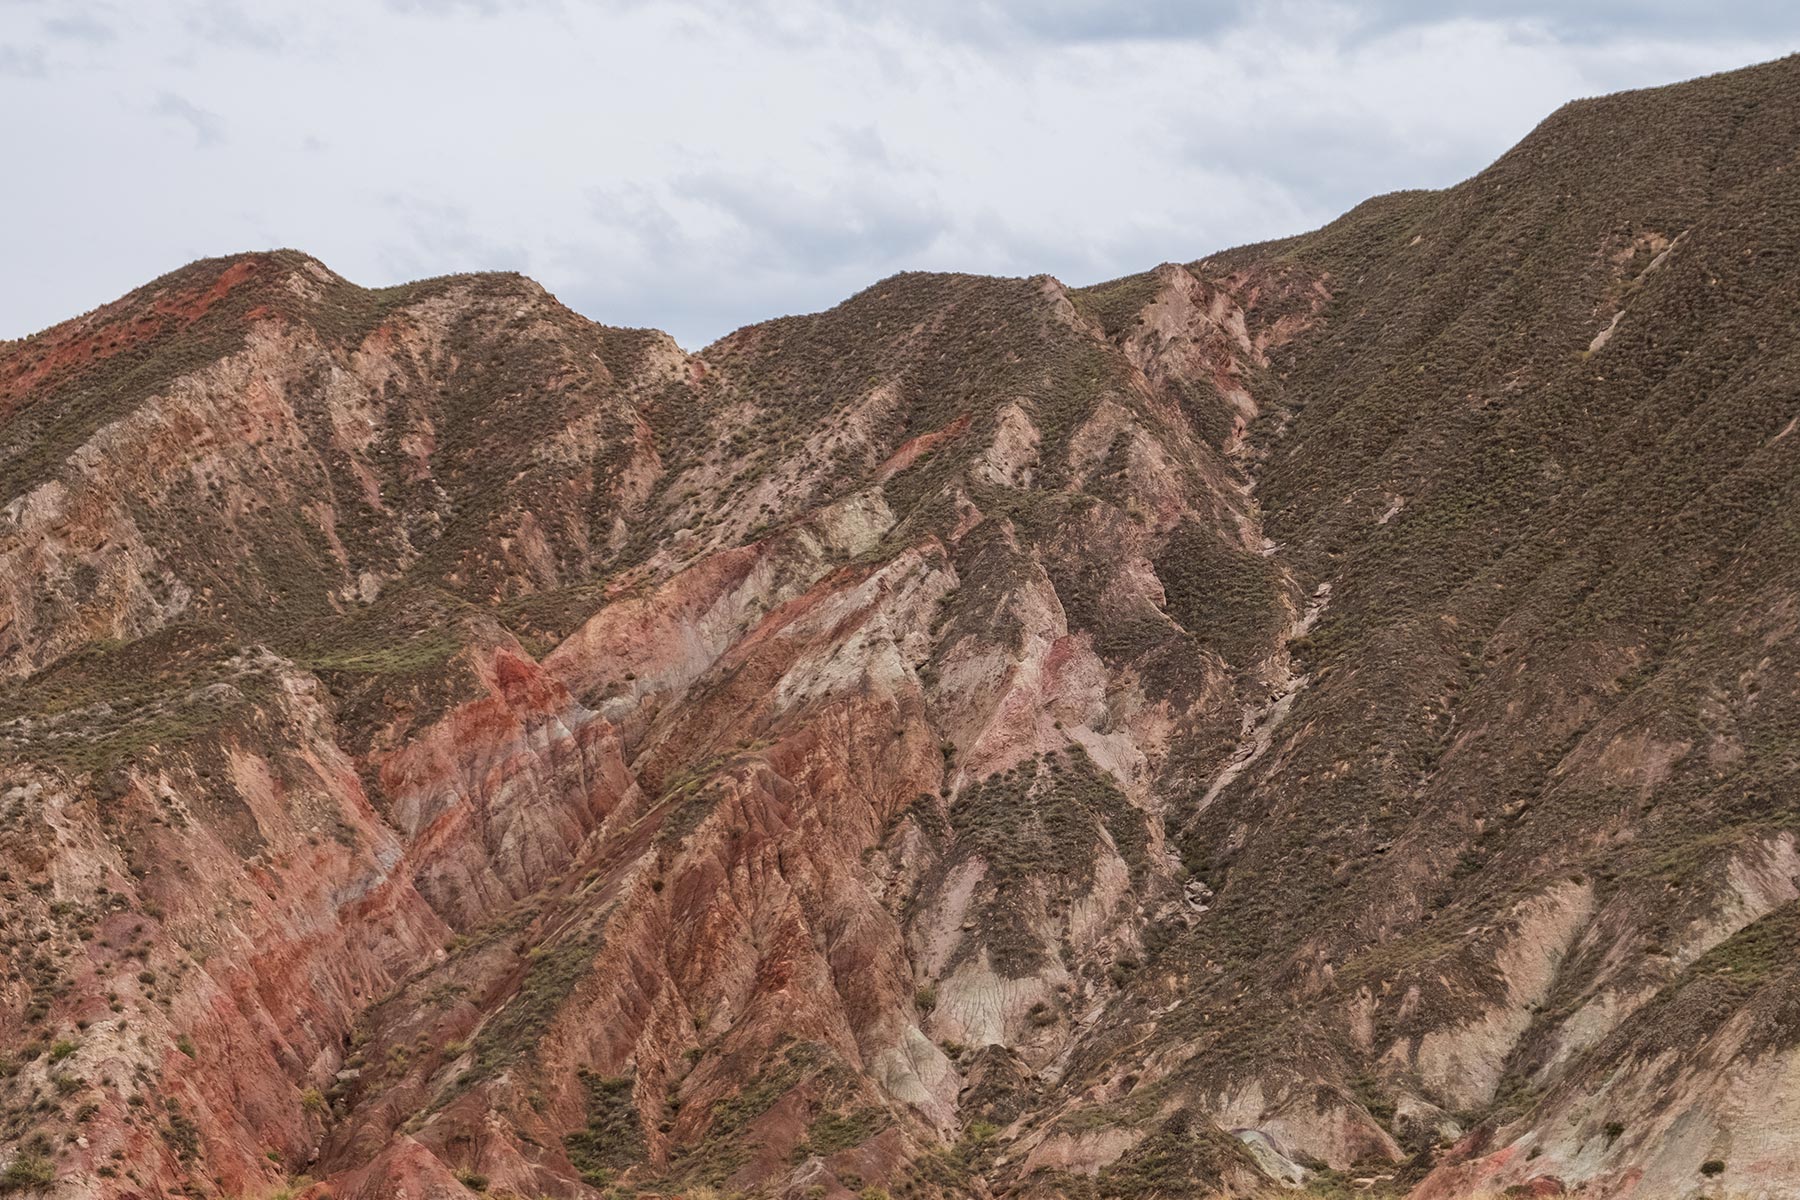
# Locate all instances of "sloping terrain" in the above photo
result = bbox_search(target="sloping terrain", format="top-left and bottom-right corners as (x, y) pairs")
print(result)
(1, 53), (1799, 1200)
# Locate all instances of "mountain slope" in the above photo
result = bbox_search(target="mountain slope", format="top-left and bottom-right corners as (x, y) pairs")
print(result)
(2, 53), (1799, 1200)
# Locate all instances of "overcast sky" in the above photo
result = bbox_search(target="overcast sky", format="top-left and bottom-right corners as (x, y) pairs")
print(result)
(2, 2), (1796, 349)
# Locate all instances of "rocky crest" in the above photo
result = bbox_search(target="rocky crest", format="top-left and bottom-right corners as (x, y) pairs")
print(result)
(4, 55), (1800, 1200)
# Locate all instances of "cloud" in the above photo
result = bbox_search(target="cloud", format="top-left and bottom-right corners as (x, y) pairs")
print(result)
(1345, 1), (1800, 42)
(382, 0), (560, 13)
(572, 172), (950, 346)
(374, 193), (532, 281)
(870, 0), (1800, 47)
(0, 1), (1795, 348)
(517, 0), (1800, 49)
(183, 0), (286, 50)
(43, 12), (117, 44)
(150, 91), (225, 146)
(683, 172), (944, 273)
(0, 43), (47, 77)
(833, 124), (892, 168)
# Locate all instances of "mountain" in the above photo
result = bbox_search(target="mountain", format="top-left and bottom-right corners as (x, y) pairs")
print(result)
(3, 53), (1800, 1200)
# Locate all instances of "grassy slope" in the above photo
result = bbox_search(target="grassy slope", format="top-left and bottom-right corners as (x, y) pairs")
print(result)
(1068, 52), (1800, 1175)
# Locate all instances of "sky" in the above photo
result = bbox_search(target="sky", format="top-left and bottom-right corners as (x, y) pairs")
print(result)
(2, 2), (1797, 350)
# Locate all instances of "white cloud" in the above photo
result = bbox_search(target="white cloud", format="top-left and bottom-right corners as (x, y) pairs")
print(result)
(150, 90), (226, 146)
(0, 0), (1793, 348)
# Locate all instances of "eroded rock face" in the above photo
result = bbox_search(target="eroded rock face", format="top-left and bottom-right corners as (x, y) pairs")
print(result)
(6, 55), (1800, 1200)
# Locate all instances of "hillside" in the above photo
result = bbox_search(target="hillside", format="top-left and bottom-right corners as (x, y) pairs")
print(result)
(2, 54), (1798, 1200)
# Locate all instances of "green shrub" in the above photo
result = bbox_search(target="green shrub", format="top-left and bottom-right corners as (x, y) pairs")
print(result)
(563, 1072), (644, 1179)
(0, 1153), (54, 1192)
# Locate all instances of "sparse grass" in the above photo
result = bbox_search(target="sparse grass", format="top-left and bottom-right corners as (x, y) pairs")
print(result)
(460, 939), (597, 1087)
(563, 1072), (645, 1183)
(945, 747), (1148, 974)
(0, 1152), (55, 1192)
(802, 1106), (888, 1155)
